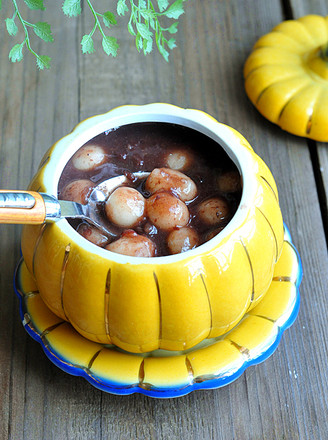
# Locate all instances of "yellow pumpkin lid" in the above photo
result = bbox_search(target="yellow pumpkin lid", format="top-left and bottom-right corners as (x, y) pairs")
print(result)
(244, 15), (328, 141)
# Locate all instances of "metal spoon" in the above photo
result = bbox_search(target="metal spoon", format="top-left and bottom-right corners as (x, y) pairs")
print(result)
(0, 171), (150, 236)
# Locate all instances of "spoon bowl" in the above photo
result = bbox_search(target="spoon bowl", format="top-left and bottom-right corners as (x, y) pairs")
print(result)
(0, 171), (150, 235)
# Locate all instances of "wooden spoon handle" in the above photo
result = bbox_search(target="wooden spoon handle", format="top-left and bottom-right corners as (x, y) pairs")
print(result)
(0, 190), (46, 225)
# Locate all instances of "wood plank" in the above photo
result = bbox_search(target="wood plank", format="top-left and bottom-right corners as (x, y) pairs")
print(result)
(219, 1), (328, 437)
(0, 2), (81, 440)
(287, 0), (328, 231)
(0, 2), (29, 439)
(318, 146), (328, 215)
(290, 0), (328, 236)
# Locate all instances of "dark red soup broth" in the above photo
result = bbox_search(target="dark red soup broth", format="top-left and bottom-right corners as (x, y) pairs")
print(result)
(58, 122), (242, 257)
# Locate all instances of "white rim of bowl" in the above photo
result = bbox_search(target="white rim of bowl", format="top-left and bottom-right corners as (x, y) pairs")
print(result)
(41, 103), (257, 265)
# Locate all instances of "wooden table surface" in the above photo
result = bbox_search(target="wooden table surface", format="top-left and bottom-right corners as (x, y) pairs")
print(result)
(1, 1), (328, 439)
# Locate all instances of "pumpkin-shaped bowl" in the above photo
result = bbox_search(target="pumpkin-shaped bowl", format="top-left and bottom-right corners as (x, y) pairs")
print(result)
(21, 103), (285, 356)
(244, 14), (328, 141)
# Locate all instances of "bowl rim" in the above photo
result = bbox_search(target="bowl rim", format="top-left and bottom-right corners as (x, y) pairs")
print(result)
(41, 103), (258, 265)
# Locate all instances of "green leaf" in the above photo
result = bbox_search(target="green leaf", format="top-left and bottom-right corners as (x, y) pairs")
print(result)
(62, 0), (81, 17)
(128, 22), (136, 36)
(149, 17), (156, 30)
(158, 43), (169, 61)
(139, 0), (147, 8)
(140, 9), (155, 21)
(9, 43), (24, 63)
(103, 11), (117, 28)
(164, 0), (185, 19)
(36, 55), (51, 70)
(117, 0), (128, 16)
(33, 22), (54, 43)
(0, 0), (2, 10)
(5, 18), (18, 36)
(167, 22), (178, 34)
(156, 34), (169, 61)
(157, 0), (169, 12)
(102, 36), (119, 57)
(136, 33), (143, 51)
(136, 22), (152, 40)
(81, 34), (95, 54)
(24, 0), (45, 10)
(143, 37), (153, 55)
(167, 38), (176, 49)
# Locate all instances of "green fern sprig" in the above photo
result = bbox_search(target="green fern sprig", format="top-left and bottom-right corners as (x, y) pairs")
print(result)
(2, 0), (187, 70)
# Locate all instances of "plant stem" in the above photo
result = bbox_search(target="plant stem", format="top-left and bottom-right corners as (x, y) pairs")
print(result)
(85, 0), (105, 38)
(11, 0), (37, 57)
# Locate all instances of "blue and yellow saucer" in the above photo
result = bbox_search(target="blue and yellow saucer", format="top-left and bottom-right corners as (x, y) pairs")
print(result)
(14, 225), (302, 398)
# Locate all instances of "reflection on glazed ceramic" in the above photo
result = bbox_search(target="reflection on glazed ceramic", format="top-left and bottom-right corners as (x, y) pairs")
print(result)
(21, 104), (284, 354)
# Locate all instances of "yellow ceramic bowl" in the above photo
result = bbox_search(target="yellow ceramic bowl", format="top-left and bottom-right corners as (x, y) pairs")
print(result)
(21, 104), (284, 354)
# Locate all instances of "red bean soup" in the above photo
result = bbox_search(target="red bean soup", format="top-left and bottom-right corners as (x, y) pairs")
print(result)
(58, 122), (242, 257)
